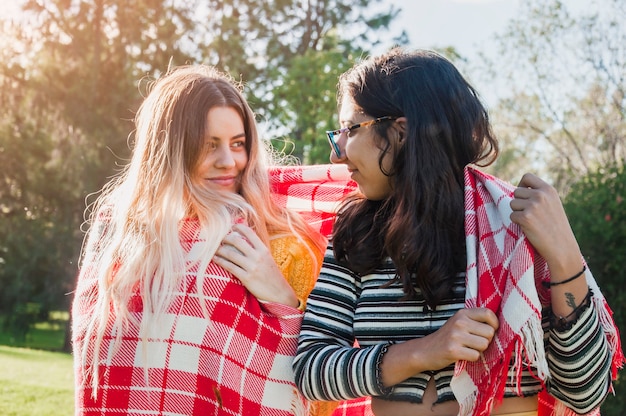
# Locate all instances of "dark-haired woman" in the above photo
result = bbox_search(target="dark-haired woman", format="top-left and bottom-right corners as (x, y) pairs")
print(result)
(293, 48), (623, 416)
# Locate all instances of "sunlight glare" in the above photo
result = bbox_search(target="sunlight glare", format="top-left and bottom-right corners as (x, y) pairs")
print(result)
(0, 2), (21, 20)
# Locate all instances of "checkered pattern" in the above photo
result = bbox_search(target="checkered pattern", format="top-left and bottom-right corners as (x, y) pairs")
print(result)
(270, 165), (369, 416)
(74, 218), (307, 416)
(75, 164), (621, 415)
(453, 166), (624, 416)
(268, 164), (357, 239)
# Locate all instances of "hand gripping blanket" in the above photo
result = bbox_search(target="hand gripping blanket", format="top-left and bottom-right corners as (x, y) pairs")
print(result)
(73, 217), (309, 416)
(268, 164), (624, 416)
(451, 166), (624, 416)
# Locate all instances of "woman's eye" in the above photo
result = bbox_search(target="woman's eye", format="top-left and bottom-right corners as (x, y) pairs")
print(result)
(232, 140), (245, 149)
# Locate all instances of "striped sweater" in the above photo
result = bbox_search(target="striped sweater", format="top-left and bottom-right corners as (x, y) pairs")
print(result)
(293, 251), (611, 413)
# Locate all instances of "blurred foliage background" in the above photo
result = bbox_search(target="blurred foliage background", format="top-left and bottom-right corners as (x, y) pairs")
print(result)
(0, 0), (624, 413)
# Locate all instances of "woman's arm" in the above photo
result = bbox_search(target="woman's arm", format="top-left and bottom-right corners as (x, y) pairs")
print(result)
(294, 248), (499, 400)
(512, 173), (612, 411)
(294, 250), (390, 401)
(544, 301), (612, 413)
(510, 173), (588, 318)
(379, 306), (498, 388)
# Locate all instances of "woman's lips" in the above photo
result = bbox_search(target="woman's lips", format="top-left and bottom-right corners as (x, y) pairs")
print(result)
(207, 176), (236, 187)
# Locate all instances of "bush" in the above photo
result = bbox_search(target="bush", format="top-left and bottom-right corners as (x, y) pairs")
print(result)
(564, 164), (626, 415)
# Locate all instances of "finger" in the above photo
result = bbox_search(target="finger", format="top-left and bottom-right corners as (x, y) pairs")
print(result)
(509, 210), (530, 227)
(469, 323), (496, 343)
(213, 253), (246, 277)
(231, 224), (264, 248)
(464, 332), (492, 353)
(215, 244), (248, 270)
(461, 347), (482, 362)
(516, 172), (545, 189)
(468, 308), (499, 329)
(221, 231), (254, 257)
(512, 185), (534, 201)
(451, 335), (489, 362)
(510, 198), (530, 212)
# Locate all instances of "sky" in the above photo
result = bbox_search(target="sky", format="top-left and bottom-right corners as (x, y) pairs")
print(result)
(385, 0), (589, 106)
(0, 0), (585, 105)
(373, 0), (526, 105)
(382, 0), (520, 58)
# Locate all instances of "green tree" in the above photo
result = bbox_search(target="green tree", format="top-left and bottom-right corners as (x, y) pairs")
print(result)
(20, 0), (200, 163)
(564, 164), (626, 415)
(188, 0), (406, 161)
(269, 34), (364, 164)
(0, 0), (404, 347)
(0, 0), (201, 347)
(478, 0), (625, 192)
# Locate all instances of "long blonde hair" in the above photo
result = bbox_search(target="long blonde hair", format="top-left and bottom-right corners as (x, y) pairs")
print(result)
(75, 65), (325, 392)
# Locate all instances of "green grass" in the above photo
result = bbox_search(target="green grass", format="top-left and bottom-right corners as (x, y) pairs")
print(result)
(0, 345), (74, 416)
(0, 311), (73, 415)
(0, 311), (68, 351)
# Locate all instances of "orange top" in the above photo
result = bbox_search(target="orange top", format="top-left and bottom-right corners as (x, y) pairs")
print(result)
(270, 234), (324, 306)
(269, 234), (338, 416)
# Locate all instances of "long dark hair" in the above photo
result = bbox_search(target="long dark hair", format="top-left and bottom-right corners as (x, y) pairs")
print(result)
(332, 48), (498, 308)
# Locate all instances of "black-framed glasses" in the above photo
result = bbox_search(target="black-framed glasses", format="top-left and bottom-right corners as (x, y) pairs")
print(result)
(325, 116), (398, 157)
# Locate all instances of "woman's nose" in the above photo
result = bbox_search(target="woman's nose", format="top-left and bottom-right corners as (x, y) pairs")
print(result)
(329, 148), (343, 163)
(215, 146), (236, 168)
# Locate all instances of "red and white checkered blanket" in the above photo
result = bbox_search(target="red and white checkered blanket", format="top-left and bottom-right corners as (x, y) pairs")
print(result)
(74, 218), (309, 416)
(269, 164), (624, 416)
(268, 164), (358, 239)
(75, 164), (622, 416)
(454, 166), (623, 416)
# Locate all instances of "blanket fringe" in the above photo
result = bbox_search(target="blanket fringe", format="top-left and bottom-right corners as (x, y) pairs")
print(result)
(290, 387), (310, 416)
(457, 389), (478, 416)
(518, 315), (550, 383)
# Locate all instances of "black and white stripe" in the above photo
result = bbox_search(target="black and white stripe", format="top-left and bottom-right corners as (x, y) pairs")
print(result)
(293, 247), (611, 412)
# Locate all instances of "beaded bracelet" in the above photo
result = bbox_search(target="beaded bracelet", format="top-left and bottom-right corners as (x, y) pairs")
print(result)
(542, 265), (586, 288)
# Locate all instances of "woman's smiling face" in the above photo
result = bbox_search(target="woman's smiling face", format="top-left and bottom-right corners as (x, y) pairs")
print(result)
(194, 106), (249, 194)
(330, 96), (394, 201)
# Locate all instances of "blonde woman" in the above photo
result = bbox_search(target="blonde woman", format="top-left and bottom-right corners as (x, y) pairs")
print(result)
(72, 65), (326, 415)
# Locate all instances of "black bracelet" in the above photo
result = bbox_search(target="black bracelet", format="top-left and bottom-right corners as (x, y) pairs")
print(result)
(542, 265), (587, 288)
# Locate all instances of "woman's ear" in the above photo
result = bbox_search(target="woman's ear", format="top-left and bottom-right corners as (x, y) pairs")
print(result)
(395, 117), (407, 143)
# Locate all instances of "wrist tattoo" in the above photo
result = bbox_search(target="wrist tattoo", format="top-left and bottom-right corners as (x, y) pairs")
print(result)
(550, 287), (592, 331)
(565, 292), (576, 310)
